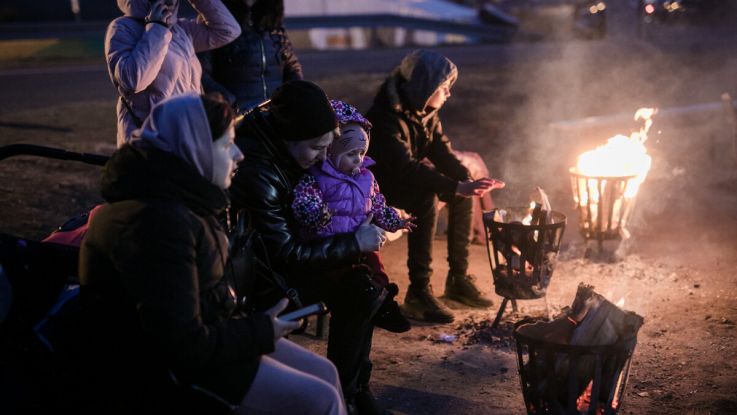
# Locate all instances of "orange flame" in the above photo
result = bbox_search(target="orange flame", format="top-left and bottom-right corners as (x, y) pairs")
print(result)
(574, 108), (657, 200)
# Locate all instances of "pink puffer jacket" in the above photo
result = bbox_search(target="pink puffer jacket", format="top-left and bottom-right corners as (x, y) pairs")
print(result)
(106, 0), (240, 146)
(310, 157), (374, 237)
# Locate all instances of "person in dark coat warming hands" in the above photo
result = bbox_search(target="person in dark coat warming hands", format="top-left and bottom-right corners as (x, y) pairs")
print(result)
(365, 49), (505, 324)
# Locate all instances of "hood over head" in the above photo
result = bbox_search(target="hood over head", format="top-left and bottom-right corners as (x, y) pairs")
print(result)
(130, 93), (215, 182)
(396, 49), (458, 112)
(328, 99), (371, 168)
(101, 145), (228, 217)
(117, 0), (180, 20)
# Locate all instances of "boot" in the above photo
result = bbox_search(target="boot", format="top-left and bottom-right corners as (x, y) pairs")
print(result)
(355, 385), (392, 415)
(371, 283), (411, 333)
(333, 265), (387, 320)
(444, 274), (493, 308)
(402, 284), (454, 323)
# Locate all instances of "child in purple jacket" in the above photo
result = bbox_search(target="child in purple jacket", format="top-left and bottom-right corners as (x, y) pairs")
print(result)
(292, 100), (414, 333)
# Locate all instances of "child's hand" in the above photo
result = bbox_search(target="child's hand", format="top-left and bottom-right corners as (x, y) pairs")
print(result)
(401, 216), (417, 232)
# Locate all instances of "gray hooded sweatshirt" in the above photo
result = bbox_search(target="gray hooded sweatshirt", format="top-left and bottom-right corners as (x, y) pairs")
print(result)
(106, 0), (240, 147)
(131, 92), (215, 181)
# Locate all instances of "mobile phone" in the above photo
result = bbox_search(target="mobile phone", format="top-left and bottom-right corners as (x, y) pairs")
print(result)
(279, 303), (328, 321)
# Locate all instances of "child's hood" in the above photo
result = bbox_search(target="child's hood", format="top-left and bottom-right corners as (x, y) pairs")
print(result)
(397, 49), (458, 112)
(313, 156), (376, 180)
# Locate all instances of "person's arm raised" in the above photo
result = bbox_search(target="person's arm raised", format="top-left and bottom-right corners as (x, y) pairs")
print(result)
(180, 0), (241, 53)
(105, 16), (172, 94)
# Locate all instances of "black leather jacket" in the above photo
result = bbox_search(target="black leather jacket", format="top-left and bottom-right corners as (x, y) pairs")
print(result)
(229, 108), (361, 277)
(199, 22), (302, 112)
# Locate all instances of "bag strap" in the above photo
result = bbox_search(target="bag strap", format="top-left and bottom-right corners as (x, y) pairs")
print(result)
(250, 232), (303, 308)
(120, 96), (145, 129)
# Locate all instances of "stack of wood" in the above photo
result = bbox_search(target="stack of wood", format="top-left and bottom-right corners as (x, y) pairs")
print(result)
(516, 283), (644, 412)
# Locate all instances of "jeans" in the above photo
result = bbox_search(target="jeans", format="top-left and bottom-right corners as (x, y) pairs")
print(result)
(289, 272), (376, 401)
(394, 191), (473, 287)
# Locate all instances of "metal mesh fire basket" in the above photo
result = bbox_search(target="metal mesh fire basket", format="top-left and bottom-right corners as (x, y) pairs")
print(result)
(482, 207), (566, 327)
(513, 322), (637, 415)
(569, 169), (638, 247)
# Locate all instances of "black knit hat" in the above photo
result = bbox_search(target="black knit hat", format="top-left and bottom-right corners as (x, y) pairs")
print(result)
(269, 80), (338, 141)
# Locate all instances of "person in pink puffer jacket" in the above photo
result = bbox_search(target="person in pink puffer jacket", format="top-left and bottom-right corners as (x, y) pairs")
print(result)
(292, 100), (414, 334)
(106, 0), (240, 147)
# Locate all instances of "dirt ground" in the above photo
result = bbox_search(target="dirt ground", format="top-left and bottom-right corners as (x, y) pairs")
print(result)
(1, 37), (737, 414)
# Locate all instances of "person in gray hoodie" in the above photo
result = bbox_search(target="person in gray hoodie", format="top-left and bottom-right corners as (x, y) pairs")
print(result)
(105, 0), (241, 147)
(79, 93), (346, 414)
(366, 50), (504, 324)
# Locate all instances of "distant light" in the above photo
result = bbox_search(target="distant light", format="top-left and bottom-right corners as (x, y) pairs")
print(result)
(645, 4), (655, 14)
(597, 2), (606, 11)
(590, 5), (598, 14)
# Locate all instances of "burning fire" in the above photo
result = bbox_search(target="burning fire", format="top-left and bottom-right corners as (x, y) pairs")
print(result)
(574, 108), (656, 199)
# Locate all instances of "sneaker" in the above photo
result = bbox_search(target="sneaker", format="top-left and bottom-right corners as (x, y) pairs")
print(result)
(402, 284), (455, 323)
(372, 284), (411, 333)
(444, 274), (494, 308)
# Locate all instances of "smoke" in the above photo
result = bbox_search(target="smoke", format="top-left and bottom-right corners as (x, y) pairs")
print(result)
(485, 1), (737, 230)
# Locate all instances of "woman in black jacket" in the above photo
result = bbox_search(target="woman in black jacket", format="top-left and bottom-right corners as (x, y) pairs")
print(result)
(230, 80), (391, 415)
(198, 0), (302, 113)
(78, 93), (345, 414)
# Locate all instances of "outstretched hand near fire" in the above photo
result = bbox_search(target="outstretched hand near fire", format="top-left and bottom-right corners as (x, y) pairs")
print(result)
(456, 177), (505, 197)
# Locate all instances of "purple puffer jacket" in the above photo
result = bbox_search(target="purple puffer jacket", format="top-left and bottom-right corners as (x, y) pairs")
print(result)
(106, 0), (240, 147)
(293, 157), (407, 239)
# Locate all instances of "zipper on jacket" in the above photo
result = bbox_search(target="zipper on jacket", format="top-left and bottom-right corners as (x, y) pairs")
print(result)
(259, 36), (268, 101)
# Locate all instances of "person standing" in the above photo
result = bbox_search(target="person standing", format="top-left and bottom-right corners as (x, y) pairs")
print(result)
(105, 0), (241, 146)
(198, 0), (302, 113)
(365, 49), (504, 324)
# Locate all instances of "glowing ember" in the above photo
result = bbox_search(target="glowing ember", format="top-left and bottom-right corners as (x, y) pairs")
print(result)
(574, 108), (656, 199)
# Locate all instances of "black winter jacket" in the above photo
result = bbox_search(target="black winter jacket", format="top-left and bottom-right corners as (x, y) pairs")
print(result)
(365, 73), (470, 204)
(79, 144), (274, 405)
(229, 108), (361, 277)
(198, 5), (302, 112)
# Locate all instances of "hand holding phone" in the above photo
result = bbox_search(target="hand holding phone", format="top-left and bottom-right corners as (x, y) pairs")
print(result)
(265, 298), (301, 340)
(279, 302), (328, 322)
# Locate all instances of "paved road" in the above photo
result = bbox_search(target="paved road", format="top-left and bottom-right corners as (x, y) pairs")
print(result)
(0, 43), (519, 115)
(1, 28), (735, 116)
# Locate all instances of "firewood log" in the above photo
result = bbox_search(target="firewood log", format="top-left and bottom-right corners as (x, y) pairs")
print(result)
(516, 284), (644, 409)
